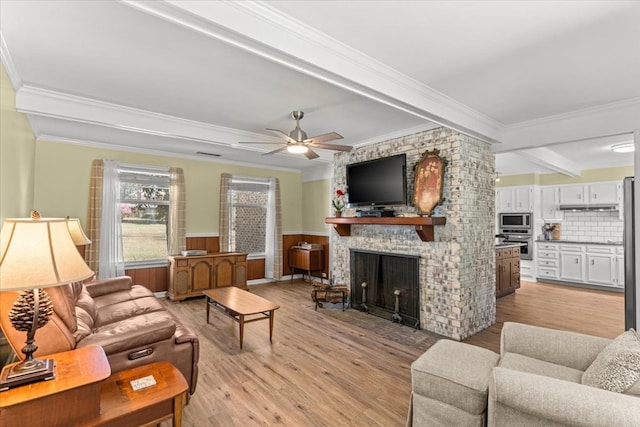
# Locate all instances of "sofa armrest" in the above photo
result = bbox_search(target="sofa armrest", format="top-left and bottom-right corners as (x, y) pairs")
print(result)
(85, 276), (133, 298)
(489, 367), (640, 427)
(500, 322), (611, 371)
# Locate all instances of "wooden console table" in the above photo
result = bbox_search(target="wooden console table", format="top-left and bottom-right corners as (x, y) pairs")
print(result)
(289, 247), (324, 282)
(325, 216), (446, 242)
(168, 252), (248, 301)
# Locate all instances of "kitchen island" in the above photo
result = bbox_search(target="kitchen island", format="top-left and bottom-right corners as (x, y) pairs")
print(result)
(496, 243), (522, 298)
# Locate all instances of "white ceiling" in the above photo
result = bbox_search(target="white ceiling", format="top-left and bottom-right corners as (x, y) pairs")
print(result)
(1, 1), (638, 174)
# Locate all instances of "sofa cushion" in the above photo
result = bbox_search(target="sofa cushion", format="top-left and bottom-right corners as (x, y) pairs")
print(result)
(95, 295), (165, 326)
(499, 352), (584, 384)
(76, 311), (177, 354)
(582, 329), (640, 394)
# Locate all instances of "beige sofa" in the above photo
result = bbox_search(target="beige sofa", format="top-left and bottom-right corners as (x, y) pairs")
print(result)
(1, 276), (199, 395)
(408, 322), (640, 426)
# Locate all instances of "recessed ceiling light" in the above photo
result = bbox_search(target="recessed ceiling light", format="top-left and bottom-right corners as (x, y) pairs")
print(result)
(287, 145), (308, 154)
(611, 142), (634, 153)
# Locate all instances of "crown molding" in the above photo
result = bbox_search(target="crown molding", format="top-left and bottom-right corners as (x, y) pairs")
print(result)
(0, 32), (22, 91)
(500, 96), (640, 151)
(16, 84), (281, 146)
(36, 134), (304, 173)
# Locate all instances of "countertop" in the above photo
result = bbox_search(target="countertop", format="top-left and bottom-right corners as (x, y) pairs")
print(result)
(495, 243), (525, 249)
(534, 239), (623, 246)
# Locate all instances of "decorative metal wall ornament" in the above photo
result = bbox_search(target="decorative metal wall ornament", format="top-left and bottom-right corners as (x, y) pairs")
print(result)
(413, 149), (447, 215)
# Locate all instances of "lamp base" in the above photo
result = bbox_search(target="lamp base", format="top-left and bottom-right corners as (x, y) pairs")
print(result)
(0, 358), (55, 391)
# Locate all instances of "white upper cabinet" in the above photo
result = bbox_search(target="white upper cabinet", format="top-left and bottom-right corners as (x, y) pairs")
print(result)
(559, 185), (586, 205)
(558, 182), (620, 206)
(496, 186), (533, 212)
(539, 186), (563, 220)
(587, 182), (619, 204)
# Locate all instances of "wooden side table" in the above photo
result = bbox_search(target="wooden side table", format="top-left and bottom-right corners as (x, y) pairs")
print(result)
(82, 361), (188, 427)
(288, 247), (324, 282)
(0, 345), (110, 427)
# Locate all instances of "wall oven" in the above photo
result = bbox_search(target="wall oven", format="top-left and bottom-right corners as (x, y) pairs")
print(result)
(501, 233), (533, 260)
(499, 212), (533, 260)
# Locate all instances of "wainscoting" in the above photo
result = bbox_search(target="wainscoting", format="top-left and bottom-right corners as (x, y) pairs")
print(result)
(116, 234), (329, 293)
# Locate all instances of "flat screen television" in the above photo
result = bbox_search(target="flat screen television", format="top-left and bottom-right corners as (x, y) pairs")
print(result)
(346, 154), (407, 208)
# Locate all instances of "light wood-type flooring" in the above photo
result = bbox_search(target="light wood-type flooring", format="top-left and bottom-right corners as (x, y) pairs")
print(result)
(161, 279), (624, 427)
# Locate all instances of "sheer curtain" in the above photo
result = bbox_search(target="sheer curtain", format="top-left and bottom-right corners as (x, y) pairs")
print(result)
(98, 160), (125, 278)
(219, 174), (282, 279)
(265, 177), (283, 280)
(169, 167), (186, 255)
(219, 173), (232, 252)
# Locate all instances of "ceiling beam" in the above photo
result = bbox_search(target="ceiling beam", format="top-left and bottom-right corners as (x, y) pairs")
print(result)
(514, 147), (581, 177)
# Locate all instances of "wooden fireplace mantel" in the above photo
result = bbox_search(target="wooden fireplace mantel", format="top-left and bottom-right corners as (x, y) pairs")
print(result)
(325, 216), (446, 242)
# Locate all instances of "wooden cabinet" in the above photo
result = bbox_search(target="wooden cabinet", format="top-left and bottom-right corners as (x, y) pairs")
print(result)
(289, 247), (324, 281)
(168, 252), (248, 301)
(496, 245), (520, 298)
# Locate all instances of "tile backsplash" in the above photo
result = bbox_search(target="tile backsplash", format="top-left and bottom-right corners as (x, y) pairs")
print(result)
(557, 211), (623, 242)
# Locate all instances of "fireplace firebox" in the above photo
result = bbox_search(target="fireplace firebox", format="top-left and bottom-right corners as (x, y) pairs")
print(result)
(349, 250), (420, 328)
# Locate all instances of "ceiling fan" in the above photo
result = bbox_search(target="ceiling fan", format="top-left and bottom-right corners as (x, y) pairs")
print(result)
(239, 110), (352, 159)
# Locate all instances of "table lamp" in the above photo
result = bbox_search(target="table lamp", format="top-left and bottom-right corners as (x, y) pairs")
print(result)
(0, 211), (94, 389)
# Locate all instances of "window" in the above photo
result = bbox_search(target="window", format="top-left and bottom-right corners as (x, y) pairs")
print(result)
(228, 178), (270, 256)
(119, 165), (170, 265)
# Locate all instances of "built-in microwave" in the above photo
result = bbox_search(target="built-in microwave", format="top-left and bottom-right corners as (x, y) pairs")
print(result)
(499, 212), (532, 230)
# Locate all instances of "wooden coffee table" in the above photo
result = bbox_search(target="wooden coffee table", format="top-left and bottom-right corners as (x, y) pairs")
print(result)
(204, 287), (280, 349)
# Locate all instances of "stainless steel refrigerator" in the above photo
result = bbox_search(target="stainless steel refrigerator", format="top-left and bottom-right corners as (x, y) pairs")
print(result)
(624, 176), (636, 330)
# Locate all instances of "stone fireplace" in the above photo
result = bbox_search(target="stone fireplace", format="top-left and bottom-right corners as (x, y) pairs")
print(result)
(330, 127), (495, 341)
(350, 249), (420, 328)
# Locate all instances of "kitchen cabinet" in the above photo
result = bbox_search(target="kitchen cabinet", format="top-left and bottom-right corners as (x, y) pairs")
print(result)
(536, 242), (559, 280)
(496, 245), (520, 298)
(559, 244), (585, 282)
(168, 252), (248, 301)
(496, 186), (533, 212)
(537, 242), (623, 290)
(616, 247), (625, 288)
(558, 182), (620, 206)
(539, 186), (563, 220)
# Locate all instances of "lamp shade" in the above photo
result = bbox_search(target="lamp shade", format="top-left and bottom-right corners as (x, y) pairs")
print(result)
(0, 217), (94, 291)
(66, 218), (92, 246)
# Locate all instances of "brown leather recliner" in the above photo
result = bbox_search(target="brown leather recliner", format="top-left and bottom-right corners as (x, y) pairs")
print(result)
(0, 276), (199, 395)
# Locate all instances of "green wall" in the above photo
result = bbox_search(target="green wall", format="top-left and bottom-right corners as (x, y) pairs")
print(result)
(497, 165), (633, 187)
(1, 65), (36, 221)
(302, 179), (330, 233)
(32, 141), (303, 234)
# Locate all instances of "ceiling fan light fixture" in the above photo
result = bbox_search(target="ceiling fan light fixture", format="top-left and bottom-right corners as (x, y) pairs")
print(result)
(287, 145), (308, 154)
(611, 142), (635, 153)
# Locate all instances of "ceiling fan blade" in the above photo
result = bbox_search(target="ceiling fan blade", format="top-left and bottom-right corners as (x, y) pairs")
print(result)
(304, 132), (343, 144)
(304, 149), (320, 160)
(310, 142), (352, 152)
(238, 141), (283, 144)
(262, 146), (288, 156)
(267, 128), (297, 144)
